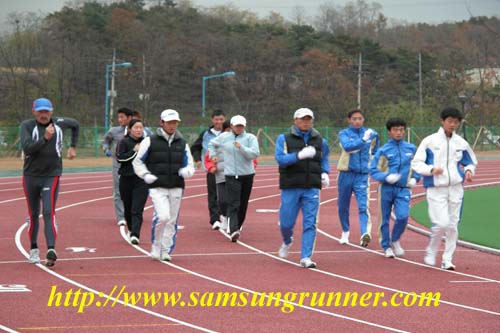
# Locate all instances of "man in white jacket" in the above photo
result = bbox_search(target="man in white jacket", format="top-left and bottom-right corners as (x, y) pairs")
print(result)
(133, 109), (195, 262)
(411, 107), (477, 270)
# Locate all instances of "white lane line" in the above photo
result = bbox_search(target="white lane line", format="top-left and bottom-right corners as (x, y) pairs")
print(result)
(14, 198), (217, 333)
(119, 227), (409, 333)
(449, 281), (495, 283)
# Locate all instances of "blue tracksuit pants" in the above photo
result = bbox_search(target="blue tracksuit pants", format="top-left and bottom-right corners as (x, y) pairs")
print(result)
(279, 188), (320, 260)
(378, 184), (411, 250)
(337, 171), (371, 235)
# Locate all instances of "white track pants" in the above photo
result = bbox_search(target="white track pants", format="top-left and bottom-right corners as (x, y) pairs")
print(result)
(425, 184), (464, 263)
(150, 187), (183, 258)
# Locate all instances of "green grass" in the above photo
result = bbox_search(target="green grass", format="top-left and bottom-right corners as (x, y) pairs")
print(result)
(410, 186), (500, 249)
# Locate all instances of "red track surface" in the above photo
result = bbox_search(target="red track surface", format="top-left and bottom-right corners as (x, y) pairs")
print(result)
(1, 161), (499, 332)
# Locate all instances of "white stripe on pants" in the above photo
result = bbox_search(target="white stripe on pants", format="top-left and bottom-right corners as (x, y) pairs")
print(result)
(425, 183), (463, 262)
(150, 187), (183, 257)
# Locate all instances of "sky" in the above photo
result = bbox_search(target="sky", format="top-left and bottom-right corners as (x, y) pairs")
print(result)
(0, 0), (499, 31)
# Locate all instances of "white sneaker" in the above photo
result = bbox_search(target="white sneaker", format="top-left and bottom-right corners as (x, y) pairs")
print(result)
(300, 257), (317, 268)
(339, 231), (350, 244)
(220, 216), (228, 232)
(161, 253), (172, 262)
(29, 249), (40, 264)
(212, 221), (221, 230)
(360, 233), (371, 247)
(278, 241), (292, 258)
(424, 254), (436, 266)
(392, 241), (405, 256)
(384, 248), (395, 258)
(441, 261), (456, 271)
(151, 244), (161, 260)
(117, 219), (126, 226)
(130, 236), (140, 245)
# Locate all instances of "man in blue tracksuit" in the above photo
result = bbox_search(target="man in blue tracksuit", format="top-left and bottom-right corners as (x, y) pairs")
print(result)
(370, 118), (420, 258)
(275, 108), (330, 268)
(337, 109), (379, 247)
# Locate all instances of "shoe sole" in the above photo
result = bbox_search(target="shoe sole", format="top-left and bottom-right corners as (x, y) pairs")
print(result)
(301, 263), (317, 269)
(46, 251), (57, 267)
(231, 232), (240, 242)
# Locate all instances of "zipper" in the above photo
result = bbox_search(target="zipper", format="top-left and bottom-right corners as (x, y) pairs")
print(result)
(446, 137), (450, 186)
(397, 140), (402, 174)
(234, 133), (238, 179)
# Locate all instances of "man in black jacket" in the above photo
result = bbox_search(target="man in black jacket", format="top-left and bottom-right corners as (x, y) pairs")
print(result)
(20, 97), (79, 267)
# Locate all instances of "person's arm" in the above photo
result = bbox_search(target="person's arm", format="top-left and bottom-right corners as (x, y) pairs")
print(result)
(411, 137), (435, 176)
(190, 130), (205, 162)
(339, 130), (365, 152)
(208, 134), (222, 160)
(132, 137), (152, 179)
(460, 143), (478, 181)
(117, 138), (138, 163)
(54, 117), (79, 147)
(321, 138), (330, 174)
(238, 134), (260, 160)
(369, 149), (389, 182)
(275, 134), (299, 167)
(204, 150), (216, 172)
(20, 121), (48, 155)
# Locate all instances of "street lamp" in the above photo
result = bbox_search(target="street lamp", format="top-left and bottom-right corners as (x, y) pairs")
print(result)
(105, 61), (133, 130)
(201, 71), (236, 117)
(458, 92), (468, 141)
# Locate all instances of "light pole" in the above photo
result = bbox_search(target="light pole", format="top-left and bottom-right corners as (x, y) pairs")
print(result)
(201, 71), (236, 117)
(105, 61), (132, 130)
(458, 92), (468, 141)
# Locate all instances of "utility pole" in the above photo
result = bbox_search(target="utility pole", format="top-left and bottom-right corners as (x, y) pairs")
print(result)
(141, 54), (149, 123)
(109, 49), (117, 128)
(357, 53), (362, 109)
(419, 52), (423, 110)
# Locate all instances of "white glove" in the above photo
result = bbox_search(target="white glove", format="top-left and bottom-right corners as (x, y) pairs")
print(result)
(385, 173), (401, 184)
(408, 178), (417, 188)
(321, 173), (330, 188)
(144, 174), (158, 184)
(179, 167), (195, 178)
(362, 129), (374, 142)
(297, 146), (316, 160)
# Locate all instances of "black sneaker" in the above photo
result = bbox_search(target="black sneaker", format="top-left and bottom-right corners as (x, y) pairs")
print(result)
(230, 231), (240, 242)
(46, 249), (57, 267)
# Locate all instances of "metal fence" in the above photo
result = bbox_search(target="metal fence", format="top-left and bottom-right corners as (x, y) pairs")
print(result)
(1, 125), (499, 158)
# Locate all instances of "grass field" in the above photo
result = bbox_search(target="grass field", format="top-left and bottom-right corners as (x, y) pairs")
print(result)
(410, 186), (500, 249)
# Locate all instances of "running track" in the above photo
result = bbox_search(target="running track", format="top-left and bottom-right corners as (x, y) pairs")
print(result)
(0, 161), (499, 332)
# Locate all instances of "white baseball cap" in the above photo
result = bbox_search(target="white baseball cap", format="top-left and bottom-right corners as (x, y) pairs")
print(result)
(294, 108), (314, 119)
(161, 109), (181, 122)
(230, 115), (247, 126)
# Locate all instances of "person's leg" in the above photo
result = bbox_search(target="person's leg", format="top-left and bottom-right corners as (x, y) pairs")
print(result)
(217, 182), (228, 217)
(23, 176), (41, 250)
(207, 173), (220, 225)
(337, 172), (353, 232)
(130, 178), (149, 239)
(391, 187), (411, 243)
(279, 189), (301, 245)
(378, 185), (394, 250)
(352, 173), (371, 236)
(300, 188), (320, 260)
(236, 175), (254, 230)
(442, 184), (464, 266)
(225, 176), (242, 234)
(425, 187), (449, 265)
(112, 166), (125, 223)
(119, 176), (133, 232)
(40, 176), (60, 267)
(149, 188), (169, 259)
(161, 188), (183, 257)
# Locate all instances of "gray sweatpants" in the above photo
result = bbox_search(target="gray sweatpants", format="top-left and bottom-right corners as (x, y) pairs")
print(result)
(23, 175), (60, 249)
(112, 164), (125, 222)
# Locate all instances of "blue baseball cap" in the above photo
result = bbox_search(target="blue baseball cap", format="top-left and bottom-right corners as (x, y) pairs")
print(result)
(33, 98), (53, 112)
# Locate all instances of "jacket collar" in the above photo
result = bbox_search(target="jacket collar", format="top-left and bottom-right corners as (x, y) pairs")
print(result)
(290, 125), (320, 138)
(157, 128), (184, 141)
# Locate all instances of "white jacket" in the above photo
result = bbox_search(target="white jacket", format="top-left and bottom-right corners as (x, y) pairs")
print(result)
(411, 127), (477, 188)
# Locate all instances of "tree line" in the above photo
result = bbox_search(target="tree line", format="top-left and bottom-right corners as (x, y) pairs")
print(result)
(0, 0), (499, 128)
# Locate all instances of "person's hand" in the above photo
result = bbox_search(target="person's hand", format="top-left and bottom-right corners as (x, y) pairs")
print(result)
(362, 129), (374, 142)
(385, 173), (401, 184)
(297, 146), (316, 160)
(431, 167), (443, 175)
(44, 124), (55, 141)
(67, 147), (76, 160)
(408, 178), (417, 188)
(209, 167), (217, 174)
(133, 144), (140, 152)
(465, 170), (473, 182)
(144, 174), (158, 184)
(104, 148), (112, 157)
(234, 141), (241, 149)
(211, 156), (218, 164)
(195, 161), (202, 169)
(179, 167), (195, 178)
(321, 173), (330, 188)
